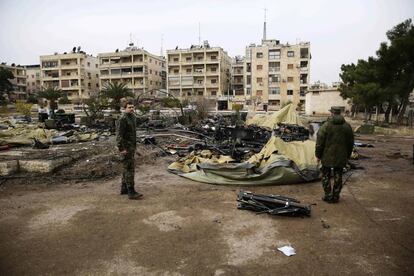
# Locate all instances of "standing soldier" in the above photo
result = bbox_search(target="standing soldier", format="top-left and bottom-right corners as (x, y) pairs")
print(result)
(315, 107), (354, 203)
(116, 100), (143, 200)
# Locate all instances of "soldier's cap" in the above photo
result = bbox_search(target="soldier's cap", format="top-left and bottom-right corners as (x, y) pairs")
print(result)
(329, 106), (342, 114)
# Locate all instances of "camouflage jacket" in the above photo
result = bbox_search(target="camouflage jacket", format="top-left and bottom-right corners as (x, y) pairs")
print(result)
(116, 113), (136, 151)
(315, 115), (354, 168)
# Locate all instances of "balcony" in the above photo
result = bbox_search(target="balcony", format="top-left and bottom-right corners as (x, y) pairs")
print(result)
(206, 71), (219, 76)
(168, 82), (181, 87)
(194, 82), (204, 88)
(206, 83), (218, 88)
(61, 74), (79, 79)
(193, 70), (204, 75)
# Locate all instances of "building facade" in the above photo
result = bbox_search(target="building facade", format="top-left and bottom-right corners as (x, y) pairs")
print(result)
(25, 64), (41, 95)
(305, 82), (351, 115)
(166, 41), (231, 110)
(244, 39), (311, 111)
(0, 63), (27, 100)
(98, 44), (166, 98)
(229, 56), (245, 110)
(40, 52), (100, 103)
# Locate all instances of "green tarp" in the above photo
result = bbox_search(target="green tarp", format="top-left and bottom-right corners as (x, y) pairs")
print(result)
(168, 137), (320, 185)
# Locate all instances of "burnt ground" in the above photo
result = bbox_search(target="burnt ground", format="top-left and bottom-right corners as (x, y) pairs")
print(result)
(0, 134), (413, 275)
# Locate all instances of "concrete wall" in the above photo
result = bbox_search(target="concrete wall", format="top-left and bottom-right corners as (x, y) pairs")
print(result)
(305, 90), (351, 115)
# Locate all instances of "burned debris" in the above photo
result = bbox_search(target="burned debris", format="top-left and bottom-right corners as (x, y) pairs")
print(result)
(237, 191), (311, 216)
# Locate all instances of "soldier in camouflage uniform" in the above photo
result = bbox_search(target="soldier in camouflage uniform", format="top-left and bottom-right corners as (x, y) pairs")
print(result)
(116, 101), (143, 200)
(315, 107), (354, 203)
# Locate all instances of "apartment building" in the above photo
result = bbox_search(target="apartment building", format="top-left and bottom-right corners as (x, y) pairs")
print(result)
(25, 64), (41, 95)
(244, 39), (311, 111)
(98, 44), (166, 98)
(167, 41), (231, 110)
(230, 56), (245, 109)
(0, 63), (27, 100)
(40, 52), (100, 102)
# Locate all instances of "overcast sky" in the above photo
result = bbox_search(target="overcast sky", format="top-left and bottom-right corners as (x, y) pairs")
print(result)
(0, 0), (413, 83)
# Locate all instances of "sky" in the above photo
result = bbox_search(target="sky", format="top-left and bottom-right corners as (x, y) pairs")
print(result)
(0, 0), (413, 84)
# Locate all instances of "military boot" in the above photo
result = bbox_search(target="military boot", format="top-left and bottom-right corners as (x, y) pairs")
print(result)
(120, 183), (128, 195)
(128, 186), (143, 200)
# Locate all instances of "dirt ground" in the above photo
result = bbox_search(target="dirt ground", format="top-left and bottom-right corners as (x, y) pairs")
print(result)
(0, 134), (413, 275)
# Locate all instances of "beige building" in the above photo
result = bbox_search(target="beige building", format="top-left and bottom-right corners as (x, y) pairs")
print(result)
(305, 82), (351, 115)
(0, 63), (27, 100)
(98, 44), (166, 98)
(244, 39), (311, 111)
(25, 64), (41, 95)
(40, 51), (100, 103)
(229, 56), (245, 109)
(167, 41), (231, 110)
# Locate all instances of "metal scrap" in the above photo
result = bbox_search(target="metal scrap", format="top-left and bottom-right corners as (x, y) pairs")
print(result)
(237, 190), (311, 217)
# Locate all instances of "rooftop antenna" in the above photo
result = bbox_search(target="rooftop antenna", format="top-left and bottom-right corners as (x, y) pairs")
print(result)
(263, 7), (267, 41)
(198, 22), (201, 46)
(129, 33), (133, 46)
(160, 34), (164, 56)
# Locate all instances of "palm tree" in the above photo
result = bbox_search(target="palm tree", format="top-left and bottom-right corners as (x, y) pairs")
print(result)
(101, 82), (133, 112)
(37, 86), (62, 118)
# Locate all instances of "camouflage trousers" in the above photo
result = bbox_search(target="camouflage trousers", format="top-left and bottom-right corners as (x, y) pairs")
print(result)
(321, 166), (343, 200)
(121, 149), (135, 192)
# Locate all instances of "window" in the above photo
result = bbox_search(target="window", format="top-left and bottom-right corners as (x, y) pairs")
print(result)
(31, 74), (34, 78)
(256, 52), (263, 58)
(211, 67), (217, 72)
(287, 64), (294, 69)
(269, 62), (280, 72)
(88, 82), (91, 87)
(269, 75), (280, 84)
(246, 88), (251, 95)
(174, 69), (179, 74)
(198, 91), (203, 96)
(287, 89), (293, 95)
(87, 73), (91, 79)
(150, 81), (152, 85)
(256, 90), (263, 96)
(257, 77), (263, 83)
(211, 91), (217, 96)
(173, 58), (179, 62)
(211, 56), (217, 60)
(186, 57), (191, 61)
(149, 58), (152, 63)
(287, 51), (295, 57)
(211, 79), (217, 84)
(186, 68), (191, 73)
(257, 65), (263, 70)
(270, 87), (280, 95)
(87, 62), (90, 67)
(155, 61), (157, 65)
(96, 83), (99, 88)
(269, 50), (280, 60)
(95, 64), (98, 68)
(287, 77), (294, 82)
(246, 76), (251, 85)
(96, 74), (99, 78)
(150, 69), (152, 74)
(269, 100), (280, 106)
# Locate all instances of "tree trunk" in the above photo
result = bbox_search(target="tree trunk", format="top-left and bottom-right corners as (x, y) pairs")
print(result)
(364, 107), (368, 122)
(351, 104), (357, 117)
(384, 104), (392, 123)
(397, 97), (408, 125)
